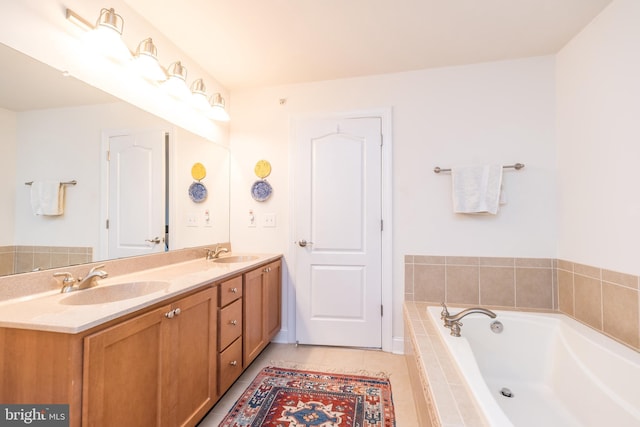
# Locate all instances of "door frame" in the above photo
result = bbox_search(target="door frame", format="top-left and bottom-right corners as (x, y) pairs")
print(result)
(288, 108), (393, 352)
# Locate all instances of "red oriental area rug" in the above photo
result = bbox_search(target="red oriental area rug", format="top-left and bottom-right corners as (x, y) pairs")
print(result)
(218, 366), (396, 426)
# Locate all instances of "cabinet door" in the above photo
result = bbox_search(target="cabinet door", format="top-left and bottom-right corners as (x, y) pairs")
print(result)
(264, 260), (282, 341)
(243, 267), (266, 366)
(243, 260), (282, 366)
(168, 287), (218, 427)
(82, 304), (171, 427)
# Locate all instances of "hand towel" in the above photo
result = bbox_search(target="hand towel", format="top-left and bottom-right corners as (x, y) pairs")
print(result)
(30, 181), (65, 216)
(451, 165), (503, 214)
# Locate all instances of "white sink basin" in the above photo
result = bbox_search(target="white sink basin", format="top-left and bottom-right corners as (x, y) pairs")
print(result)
(212, 255), (259, 263)
(60, 281), (170, 305)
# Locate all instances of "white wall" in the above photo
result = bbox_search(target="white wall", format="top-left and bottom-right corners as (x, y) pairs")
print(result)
(0, 108), (17, 245)
(229, 56), (557, 345)
(171, 127), (230, 250)
(556, 0), (640, 275)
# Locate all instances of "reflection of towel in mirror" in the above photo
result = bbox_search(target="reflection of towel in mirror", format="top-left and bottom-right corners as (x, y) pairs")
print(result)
(451, 165), (503, 214)
(30, 181), (65, 216)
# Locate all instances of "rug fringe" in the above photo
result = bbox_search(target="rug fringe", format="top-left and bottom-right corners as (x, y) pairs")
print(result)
(267, 359), (391, 379)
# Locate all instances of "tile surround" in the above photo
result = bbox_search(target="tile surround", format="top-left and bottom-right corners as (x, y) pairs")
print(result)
(404, 255), (556, 310)
(405, 257), (640, 426)
(406, 255), (640, 351)
(0, 245), (93, 276)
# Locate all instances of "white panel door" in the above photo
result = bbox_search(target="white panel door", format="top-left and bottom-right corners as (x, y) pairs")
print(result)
(294, 116), (382, 348)
(107, 130), (165, 258)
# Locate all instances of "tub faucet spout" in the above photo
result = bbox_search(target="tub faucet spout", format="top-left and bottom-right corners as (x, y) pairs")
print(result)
(441, 303), (497, 337)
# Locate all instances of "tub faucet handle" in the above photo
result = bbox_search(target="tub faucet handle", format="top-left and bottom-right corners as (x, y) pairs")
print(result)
(440, 302), (450, 321)
(450, 321), (462, 337)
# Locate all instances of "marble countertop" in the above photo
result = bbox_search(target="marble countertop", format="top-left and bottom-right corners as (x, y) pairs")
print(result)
(0, 253), (281, 334)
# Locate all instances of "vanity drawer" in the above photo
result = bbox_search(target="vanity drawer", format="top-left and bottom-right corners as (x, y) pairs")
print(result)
(219, 298), (242, 350)
(218, 337), (243, 394)
(219, 275), (243, 307)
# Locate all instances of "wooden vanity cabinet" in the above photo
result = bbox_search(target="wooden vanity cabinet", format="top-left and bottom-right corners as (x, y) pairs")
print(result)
(243, 259), (282, 366)
(0, 257), (282, 427)
(217, 275), (244, 394)
(82, 287), (218, 427)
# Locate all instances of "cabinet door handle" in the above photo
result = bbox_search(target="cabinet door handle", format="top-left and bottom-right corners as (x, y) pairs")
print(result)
(263, 267), (271, 273)
(230, 287), (238, 293)
(229, 360), (238, 366)
(229, 320), (238, 326)
(165, 310), (174, 319)
(173, 308), (181, 316)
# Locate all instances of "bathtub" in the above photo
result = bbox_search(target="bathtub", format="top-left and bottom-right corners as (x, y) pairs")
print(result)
(426, 306), (640, 427)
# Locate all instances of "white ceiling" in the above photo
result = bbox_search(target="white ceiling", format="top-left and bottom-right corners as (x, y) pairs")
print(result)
(123, 0), (612, 90)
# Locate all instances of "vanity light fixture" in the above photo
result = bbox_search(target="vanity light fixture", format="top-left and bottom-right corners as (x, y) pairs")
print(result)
(190, 78), (213, 112)
(133, 38), (167, 82)
(209, 93), (230, 121)
(66, 8), (131, 63)
(83, 8), (132, 63)
(66, 9), (94, 32)
(162, 61), (191, 100)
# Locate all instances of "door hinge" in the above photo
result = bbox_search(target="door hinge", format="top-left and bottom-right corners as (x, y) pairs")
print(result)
(380, 134), (383, 147)
(106, 150), (110, 161)
(381, 305), (384, 316)
(106, 219), (109, 229)
(381, 219), (384, 231)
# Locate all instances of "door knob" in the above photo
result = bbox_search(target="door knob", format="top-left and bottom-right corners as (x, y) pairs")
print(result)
(296, 239), (313, 247)
(145, 236), (163, 244)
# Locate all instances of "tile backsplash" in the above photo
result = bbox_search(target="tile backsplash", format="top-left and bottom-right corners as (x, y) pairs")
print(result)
(405, 255), (640, 351)
(0, 245), (93, 276)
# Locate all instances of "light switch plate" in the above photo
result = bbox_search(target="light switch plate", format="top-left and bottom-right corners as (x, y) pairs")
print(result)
(186, 214), (198, 227)
(263, 213), (276, 228)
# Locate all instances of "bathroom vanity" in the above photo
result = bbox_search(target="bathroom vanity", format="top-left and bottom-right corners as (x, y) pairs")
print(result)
(0, 255), (282, 427)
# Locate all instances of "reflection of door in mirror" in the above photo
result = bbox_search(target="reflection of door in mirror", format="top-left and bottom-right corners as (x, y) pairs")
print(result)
(104, 129), (168, 259)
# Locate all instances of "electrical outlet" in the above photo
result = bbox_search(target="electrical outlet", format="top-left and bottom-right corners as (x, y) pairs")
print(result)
(203, 209), (212, 227)
(263, 213), (276, 228)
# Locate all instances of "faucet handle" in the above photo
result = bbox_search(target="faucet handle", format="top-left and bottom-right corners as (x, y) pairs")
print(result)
(440, 302), (450, 320)
(53, 272), (76, 285)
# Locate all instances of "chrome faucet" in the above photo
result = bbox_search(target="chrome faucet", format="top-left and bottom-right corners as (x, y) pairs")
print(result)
(441, 303), (496, 337)
(77, 264), (108, 290)
(206, 245), (229, 260)
(54, 265), (108, 293)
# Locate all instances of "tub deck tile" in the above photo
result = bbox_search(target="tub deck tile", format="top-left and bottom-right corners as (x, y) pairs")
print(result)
(404, 302), (490, 427)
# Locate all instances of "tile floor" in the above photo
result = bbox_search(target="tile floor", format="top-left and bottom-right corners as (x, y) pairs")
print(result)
(198, 343), (420, 426)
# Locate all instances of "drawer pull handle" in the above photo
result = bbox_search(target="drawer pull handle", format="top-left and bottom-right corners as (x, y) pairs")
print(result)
(165, 308), (181, 319)
(230, 287), (238, 293)
(263, 267), (271, 273)
(229, 320), (238, 325)
(229, 360), (238, 366)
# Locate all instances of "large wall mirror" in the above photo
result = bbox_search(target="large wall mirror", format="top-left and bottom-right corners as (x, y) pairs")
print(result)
(0, 42), (230, 277)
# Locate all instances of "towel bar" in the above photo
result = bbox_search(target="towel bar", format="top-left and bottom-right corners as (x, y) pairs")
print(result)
(25, 180), (77, 186)
(433, 163), (524, 174)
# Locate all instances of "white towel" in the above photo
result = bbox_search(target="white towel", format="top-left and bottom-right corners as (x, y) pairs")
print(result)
(451, 165), (503, 214)
(30, 181), (65, 216)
